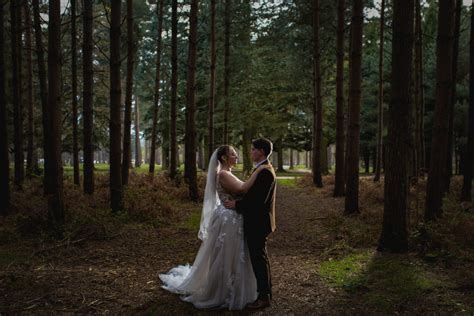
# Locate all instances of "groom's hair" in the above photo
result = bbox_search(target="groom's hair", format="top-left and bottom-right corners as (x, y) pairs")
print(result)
(252, 138), (273, 156)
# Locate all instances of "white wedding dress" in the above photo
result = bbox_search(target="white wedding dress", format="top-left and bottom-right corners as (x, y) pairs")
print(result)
(159, 151), (257, 310)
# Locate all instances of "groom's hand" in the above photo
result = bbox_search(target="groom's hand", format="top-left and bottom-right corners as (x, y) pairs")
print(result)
(224, 200), (236, 209)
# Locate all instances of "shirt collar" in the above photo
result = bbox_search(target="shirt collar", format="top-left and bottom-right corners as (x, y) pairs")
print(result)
(254, 158), (268, 168)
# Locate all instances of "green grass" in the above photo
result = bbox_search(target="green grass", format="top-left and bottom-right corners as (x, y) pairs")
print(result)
(319, 251), (372, 291)
(318, 250), (440, 311)
(277, 178), (297, 187)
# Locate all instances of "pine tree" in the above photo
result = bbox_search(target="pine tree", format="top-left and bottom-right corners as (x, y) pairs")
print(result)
(0, 0), (9, 215)
(185, 0), (199, 201)
(110, 0), (123, 212)
(149, 0), (164, 174)
(344, 0), (364, 215)
(378, 0), (414, 253)
(334, 0), (345, 197)
(425, 0), (456, 220)
(47, 0), (65, 231)
(312, 0), (323, 188)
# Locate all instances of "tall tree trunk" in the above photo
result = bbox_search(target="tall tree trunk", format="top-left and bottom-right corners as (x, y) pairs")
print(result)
(425, 0), (456, 220)
(33, 0), (50, 194)
(199, 138), (206, 170)
(208, 0), (216, 161)
(363, 150), (370, 174)
(11, 0), (24, 189)
(378, 0), (413, 252)
(344, 0), (364, 215)
(83, 0), (94, 194)
(312, 0), (323, 187)
(275, 140), (284, 172)
(374, 0), (385, 182)
(162, 144), (169, 170)
(149, 0), (164, 174)
(70, 0), (79, 185)
(242, 129), (252, 175)
(135, 96), (141, 168)
(446, 0), (462, 193)
(344, 21), (353, 186)
(110, 0), (123, 212)
(334, 0), (345, 197)
(0, 0), (9, 214)
(414, 0), (425, 177)
(289, 148), (294, 169)
(122, 0), (134, 185)
(24, 2), (37, 177)
(169, 0), (178, 179)
(185, 0), (199, 201)
(223, 0), (231, 144)
(47, 0), (65, 231)
(145, 139), (149, 165)
(461, 3), (474, 202)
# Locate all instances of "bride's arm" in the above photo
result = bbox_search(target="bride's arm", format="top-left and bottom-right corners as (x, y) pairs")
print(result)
(219, 167), (264, 194)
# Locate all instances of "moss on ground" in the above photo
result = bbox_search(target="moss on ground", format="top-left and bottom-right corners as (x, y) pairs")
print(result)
(318, 250), (443, 311)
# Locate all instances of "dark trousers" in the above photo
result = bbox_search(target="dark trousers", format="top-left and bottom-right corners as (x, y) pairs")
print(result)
(247, 234), (272, 299)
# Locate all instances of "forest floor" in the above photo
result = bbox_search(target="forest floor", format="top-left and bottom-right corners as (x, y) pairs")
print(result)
(1, 171), (473, 315)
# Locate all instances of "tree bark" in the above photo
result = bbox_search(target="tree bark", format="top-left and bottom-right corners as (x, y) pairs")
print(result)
(149, 0), (164, 174)
(374, 0), (385, 182)
(11, 0), (24, 189)
(414, 0), (425, 177)
(110, 0), (123, 212)
(122, 0), (134, 185)
(334, 0), (345, 197)
(185, 0), (199, 201)
(0, 0), (9, 215)
(169, 0), (178, 179)
(24, 2), (37, 177)
(242, 129), (253, 175)
(134, 96), (141, 168)
(47, 0), (65, 231)
(277, 147), (284, 172)
(445, 0), (462, 193)
(223, 0), (231, 144)
(83, 0), (94, 194)
(208, 0), (216, 161)
(32, 0), (50, 194)
(425, 0), (456, 220)
(344, 0), (364, 215)
(461, 3), (474, 202)
(70, 0), (79, 185)
(289, 148), (294, 169)
(363, 150), (370, 174)
(312, 0), (323, 187)
(378, 0), (413, 253)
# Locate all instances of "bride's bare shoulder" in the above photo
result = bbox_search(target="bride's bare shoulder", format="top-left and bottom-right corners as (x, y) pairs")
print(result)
(217, 170), (232, 178)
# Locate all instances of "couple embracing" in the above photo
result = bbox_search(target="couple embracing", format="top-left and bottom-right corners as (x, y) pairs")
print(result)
(159, 137), (276, 310)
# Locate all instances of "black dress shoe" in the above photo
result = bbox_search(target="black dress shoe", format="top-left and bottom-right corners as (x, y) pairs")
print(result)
(246, 299), (270, 310)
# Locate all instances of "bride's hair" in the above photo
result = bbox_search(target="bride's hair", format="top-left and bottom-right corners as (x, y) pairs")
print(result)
(216, 145), (232, 164)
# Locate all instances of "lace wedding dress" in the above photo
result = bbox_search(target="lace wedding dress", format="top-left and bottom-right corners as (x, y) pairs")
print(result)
(159, 151), (257, 310)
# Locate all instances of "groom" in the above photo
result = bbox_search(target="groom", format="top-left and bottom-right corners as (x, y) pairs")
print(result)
(224, 137), (276, 309)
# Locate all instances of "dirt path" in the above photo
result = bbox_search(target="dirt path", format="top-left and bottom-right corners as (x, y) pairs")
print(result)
(1, 182), (473, 314)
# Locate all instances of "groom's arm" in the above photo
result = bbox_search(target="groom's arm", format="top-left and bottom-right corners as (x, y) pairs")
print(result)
(234, 169), (274, 215)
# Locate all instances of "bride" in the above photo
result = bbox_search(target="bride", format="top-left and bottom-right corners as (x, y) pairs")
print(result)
(159, 145), (265, 310)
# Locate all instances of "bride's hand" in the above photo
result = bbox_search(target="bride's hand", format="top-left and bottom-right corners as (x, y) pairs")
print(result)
(254, 165), (266, 175)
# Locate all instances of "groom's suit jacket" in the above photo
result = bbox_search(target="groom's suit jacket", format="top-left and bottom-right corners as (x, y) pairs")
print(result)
(235, 160), (276, 237)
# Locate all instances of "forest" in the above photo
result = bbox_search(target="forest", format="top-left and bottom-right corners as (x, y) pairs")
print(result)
(0, 0), (473, 314)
